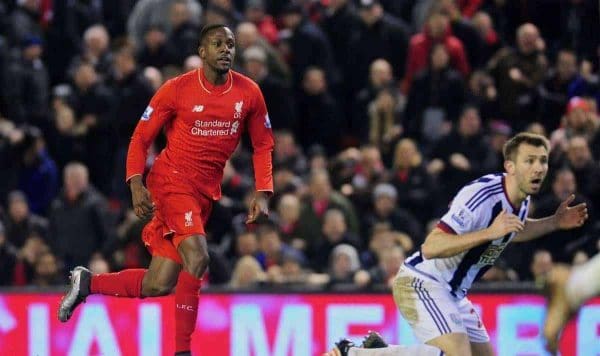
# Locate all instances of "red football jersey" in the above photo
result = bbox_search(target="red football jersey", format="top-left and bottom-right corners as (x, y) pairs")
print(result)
(126, 69), (274, 200)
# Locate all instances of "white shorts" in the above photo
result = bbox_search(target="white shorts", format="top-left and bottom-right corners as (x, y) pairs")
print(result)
(392, 264), (489, 344)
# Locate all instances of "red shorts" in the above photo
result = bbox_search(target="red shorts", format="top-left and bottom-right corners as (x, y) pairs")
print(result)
(142, 170), (213, 264)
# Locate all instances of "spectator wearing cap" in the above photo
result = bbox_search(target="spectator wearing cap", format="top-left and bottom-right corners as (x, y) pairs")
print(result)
(390, 138), (436, 224)
(3, 35), (49, 125)
(235, 22), (291, 84)
(550, 96), (598, 154)
(0, 222), (19, 286)
(279, 3), (337, 92)
(346, 0), (409, 96)
(361, 183), (423, 246)
(538, 49), (580, 133)
(487, 23), (547, 129)
(4, 190), (48, 249)
(244, 0), (279, 46)
(327, 243), (362, 287)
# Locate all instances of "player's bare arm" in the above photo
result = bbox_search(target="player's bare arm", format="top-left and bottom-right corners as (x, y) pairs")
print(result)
(422, 210), (524, 259)
(513, 194), (588, 242)
(129, 175), (154, 219)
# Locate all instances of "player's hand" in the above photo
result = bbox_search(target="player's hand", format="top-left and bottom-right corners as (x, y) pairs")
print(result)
(130, 176), (154, 219)
(487, 210), (524, 240)
(555, 194), (588, 230)
(246, 191), (270, 224)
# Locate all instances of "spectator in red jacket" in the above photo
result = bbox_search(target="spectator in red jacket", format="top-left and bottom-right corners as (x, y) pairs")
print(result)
(402, 9), (470, 93)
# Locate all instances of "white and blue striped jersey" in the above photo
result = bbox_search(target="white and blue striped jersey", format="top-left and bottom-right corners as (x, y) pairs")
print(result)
(405, 173), (530, 299)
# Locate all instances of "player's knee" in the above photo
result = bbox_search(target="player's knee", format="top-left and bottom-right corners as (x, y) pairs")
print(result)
(142, 278), (174, 297)
(182, 247), (209, 278)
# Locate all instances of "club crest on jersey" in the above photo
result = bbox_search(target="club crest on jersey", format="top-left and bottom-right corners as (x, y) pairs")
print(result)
(264, 113), (272, 129)
(141, 106), (153, 121)
(184, 211), (193, 227)
(192, 105), (204, 112)
(234, 101), (243, 119)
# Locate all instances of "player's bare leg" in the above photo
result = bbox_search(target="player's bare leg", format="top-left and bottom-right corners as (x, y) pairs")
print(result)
(470, 341), (494, 356)
(543, 264), (572, 354)
(58, 255), (180, 322)
(544, 254), (600, 354)
(174, 234), (210, 355)
(425, 332), (471, 356)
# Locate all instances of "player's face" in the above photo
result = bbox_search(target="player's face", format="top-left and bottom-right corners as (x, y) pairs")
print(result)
(511, 144), (549, 195)
(200, 27), (235, 74)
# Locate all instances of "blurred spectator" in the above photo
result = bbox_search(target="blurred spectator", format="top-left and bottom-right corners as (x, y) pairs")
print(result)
(311, 208), (361, 272)
(348, 146), (388, 211)
(360, 245), (405, 288)
(255, 224), (304, 271)
(89, 253), (111, 274)
(298, 170), (359, 251)
(137, 25), (171, 69)
(165, 0), (200, 66)
(4, 190), (48, 248)
(244, 0), (279, 45)
(427, 106), (496, 205)
(405, 43), (466, 141)
(346, 0), (409, 95)
(403, 8), (470, 93)
(273, 131), (307, 175)
(275, 193), (305, 250)
(6, 0), (43, 48)
(13, 234), (50, 285)
(229, 255), (266, 288)
(127, 0), (202, 50)
(471, 11), (502, 66)
(529, 250), (554, 282)
(221, 160), (253, 208)
(550, 97), (598, 154)
(361, 183), (422, 245)
(564, 136), (600, 204)
(71, 62), (116, 195)
(528, 169), (594, 266)
(68, 25), (113, 81)
(327, 243), (361, 286)
(15, 126), (59, 215)
(296, 67), (343, 155)
(143, 66), (164, 91)
(367, 88), (403, 156)
(390, 138), (435, 224)
(4, 35), (49, 125)
(487, 120), (512, 172)
(538, 49), (579, 132)
(0, 222), (19, 285)
(435, 0), (483, 70)
(183, 55), (202, 72)
(242, 45), (296, 130)
(279, 3), (336, 91)
(487, 23), (547, 129)
(468, 71), (500, 122)
(231, 231), (259, 262)
(31, 251), (63, 287)
(352, 59), (396, 145)
(48, 162), (113, 271)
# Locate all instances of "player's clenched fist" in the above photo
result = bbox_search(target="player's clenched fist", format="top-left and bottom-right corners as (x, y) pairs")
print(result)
(129, 175), (154, 219)
(487, 209), (524, 240)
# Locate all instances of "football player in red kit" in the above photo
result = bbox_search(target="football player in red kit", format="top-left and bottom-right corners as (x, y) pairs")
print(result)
(58, 24), (274, 355)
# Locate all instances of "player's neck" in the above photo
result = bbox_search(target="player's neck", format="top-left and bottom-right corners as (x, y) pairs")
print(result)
(504, 175), (526, 208)
(203, 67), (228, 86)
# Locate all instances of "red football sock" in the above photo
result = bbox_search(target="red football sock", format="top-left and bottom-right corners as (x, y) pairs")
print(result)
(90, 269), (146, 297)
(175, 271), (201, 352)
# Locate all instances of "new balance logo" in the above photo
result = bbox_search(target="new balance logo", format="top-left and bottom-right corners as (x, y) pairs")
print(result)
(192, 105), (204, 112)
(184, 211), (193, 227)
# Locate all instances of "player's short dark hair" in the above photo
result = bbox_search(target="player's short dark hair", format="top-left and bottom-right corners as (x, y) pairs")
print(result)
(199, 24), (229, 46)
(503, 132), (549, 161)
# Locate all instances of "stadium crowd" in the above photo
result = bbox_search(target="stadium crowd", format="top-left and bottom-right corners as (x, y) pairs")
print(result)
(0, 0), (598, 291)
